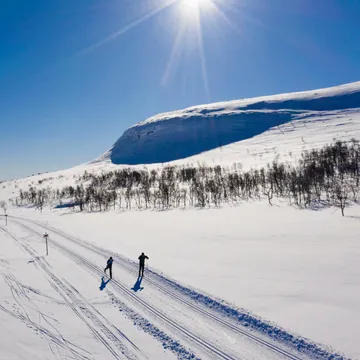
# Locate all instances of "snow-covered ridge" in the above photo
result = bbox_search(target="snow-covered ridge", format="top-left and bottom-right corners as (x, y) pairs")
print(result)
(99, 81), (360, 166)
(135, 80), (360, 126)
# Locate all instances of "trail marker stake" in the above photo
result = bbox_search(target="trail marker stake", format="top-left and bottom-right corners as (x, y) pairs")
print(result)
(44, 232), (49, 256)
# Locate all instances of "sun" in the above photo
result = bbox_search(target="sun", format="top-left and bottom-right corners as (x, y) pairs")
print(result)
(77, 0), (239, 101)
(179, 0), (213, 17)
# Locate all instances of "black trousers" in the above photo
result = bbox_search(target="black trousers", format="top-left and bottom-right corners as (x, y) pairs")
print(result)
(139, 264), (145, 276)
(104, 265), (112, 278)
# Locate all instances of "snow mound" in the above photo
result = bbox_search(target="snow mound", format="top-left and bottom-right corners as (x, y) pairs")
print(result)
(99, 81), (360, 165)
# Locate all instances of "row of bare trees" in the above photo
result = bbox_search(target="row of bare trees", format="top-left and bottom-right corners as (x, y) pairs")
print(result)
(15, 140), (360, 216)
(17, 186), (50, 212)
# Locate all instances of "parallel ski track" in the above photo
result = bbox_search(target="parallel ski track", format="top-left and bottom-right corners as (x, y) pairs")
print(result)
(0, 225), (140, 360)
(12, 216), (305, 360)
(104, 262), (305, 360)
(11, 219), (240, 360)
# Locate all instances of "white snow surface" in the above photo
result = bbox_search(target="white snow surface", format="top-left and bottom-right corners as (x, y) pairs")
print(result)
(1, 81), (360, 359)
(96, 81), (360, 166)
(134, 81), (360, 127)
(1, 202), (359, 360)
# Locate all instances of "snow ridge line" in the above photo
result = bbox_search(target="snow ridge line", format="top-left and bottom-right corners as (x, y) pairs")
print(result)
(19, 217), (349, 360)
(9, 220), (205, 360)
(0, 225), (139, 360)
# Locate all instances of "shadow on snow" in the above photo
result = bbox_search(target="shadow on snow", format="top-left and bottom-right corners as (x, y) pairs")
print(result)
(99, 276), (110, 291)
(131, 276), (144, 292)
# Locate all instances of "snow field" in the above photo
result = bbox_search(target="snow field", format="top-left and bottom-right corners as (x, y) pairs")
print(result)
(5, 197), (360, 359)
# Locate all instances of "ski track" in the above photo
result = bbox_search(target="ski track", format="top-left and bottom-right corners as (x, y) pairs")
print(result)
(7, 216), (352, 360)
(10, 216), (349, 360)
(0, 225), (142, 360)
(10, 220), (237, 360)
(2, 273), (95, 360)
(0, 228), (93, 360)
(2, 221), (206, 360)
(6, 216), (347, 360)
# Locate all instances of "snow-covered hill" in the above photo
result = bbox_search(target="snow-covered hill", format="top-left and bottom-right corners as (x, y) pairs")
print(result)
(4, 81), (359, 192)
(97, 81), (360, 166)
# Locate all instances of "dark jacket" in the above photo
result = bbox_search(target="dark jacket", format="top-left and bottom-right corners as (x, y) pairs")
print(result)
(138, 254), (149, 265)
(107, 258), (113, 266)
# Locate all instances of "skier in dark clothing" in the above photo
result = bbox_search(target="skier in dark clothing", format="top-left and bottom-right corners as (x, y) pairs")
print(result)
(138, 252), (149, 277)
(104, 256), (113, 279)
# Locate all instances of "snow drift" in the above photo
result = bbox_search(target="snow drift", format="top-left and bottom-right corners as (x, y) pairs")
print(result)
(101, 81), (360, 165)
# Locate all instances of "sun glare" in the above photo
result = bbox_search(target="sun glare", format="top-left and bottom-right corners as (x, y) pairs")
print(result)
(180, 0), (213, 17)
(77, 0), (240, 102)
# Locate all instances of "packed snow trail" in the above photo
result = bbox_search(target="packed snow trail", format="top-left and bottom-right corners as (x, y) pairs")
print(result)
(8, 220), (246, 360)
(8, 216), (336, 358)
(3, 215), (349, 360)
(10, 219), (307, 359)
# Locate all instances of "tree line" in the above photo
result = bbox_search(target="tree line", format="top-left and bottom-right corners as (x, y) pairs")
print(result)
(14, 140), (360, 216)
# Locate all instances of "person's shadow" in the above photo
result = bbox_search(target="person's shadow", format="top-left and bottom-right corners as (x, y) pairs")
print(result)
(99, 277), (110, 291)
(131, 276), (144, 292)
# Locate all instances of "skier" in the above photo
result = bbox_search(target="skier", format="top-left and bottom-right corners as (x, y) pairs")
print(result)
(138, 252), (149, 277)
(104, 256), (113, 279)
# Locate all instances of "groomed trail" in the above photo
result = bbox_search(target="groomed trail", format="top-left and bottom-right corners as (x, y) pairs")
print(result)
(0, 215), (349, 360)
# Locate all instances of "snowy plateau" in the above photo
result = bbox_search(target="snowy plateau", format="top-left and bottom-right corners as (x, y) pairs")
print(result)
(1, 81), (360, 360)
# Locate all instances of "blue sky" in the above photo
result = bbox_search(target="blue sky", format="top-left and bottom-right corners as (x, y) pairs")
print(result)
(1, 0), (360, 180)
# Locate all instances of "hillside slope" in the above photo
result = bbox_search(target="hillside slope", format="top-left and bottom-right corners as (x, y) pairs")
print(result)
(99, 81), (360, 166)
